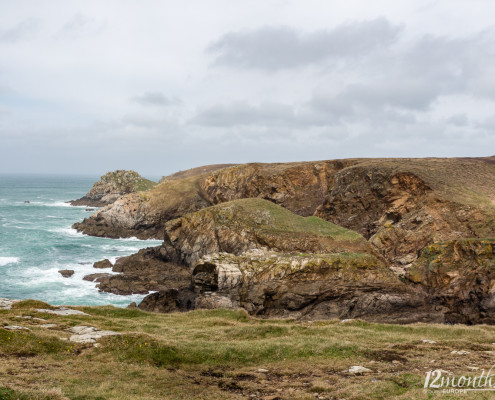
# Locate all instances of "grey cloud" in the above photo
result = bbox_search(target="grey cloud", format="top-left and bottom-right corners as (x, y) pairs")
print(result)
(0, 18), (39, 43)
(56, 13), (105, 39)
(0, 106), (10, 117)
(192, 101), (298, 127)
(447, 113), (469, 127)
(207, 18), (402, 70)
(132, 92), (182, 107)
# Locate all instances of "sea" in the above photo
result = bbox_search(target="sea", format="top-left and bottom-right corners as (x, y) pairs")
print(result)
(0, 174), (162, 307)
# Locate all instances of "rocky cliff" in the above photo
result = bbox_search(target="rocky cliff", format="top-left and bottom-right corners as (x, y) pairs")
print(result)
(76, 157), (495, 323)
(407, 239), (495, 324)
(70, 170), (156, 207)
(129, 199), (430, 322)
(72, 160), (357, 238)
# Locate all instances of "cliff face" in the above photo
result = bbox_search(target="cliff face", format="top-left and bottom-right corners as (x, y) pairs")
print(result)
(72, 175), (210, 238)
(315, 158), (495, 268)
(199, 160), (356, 216)
(190, 251), (428, 323)
(70, 170), (156, 207)
(76, 157), (495, 323)
(130, 199), (430, 322)
(72, 160), (356, 239)
(161, 198), (371, 266)
(407, 239), (495, 324)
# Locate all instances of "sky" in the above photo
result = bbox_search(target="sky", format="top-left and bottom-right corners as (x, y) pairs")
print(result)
(1, 0), (495, 176)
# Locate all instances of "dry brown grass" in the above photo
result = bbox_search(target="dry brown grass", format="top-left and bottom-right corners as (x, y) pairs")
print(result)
(2, 302), (495, 399)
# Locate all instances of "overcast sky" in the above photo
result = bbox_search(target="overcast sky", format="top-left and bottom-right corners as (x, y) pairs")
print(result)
(1, 0), (495, 176)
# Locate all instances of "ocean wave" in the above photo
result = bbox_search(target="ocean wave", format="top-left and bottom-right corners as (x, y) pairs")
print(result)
(101, 244), (140, 252)
(48, 227), (86, 237)
(0, 257), (19, 267)
(28, 201), (86, 208)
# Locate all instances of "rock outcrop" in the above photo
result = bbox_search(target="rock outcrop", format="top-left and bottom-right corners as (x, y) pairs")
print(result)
(314, 158), (495, 267)
(74, 157), (495, 324)
(161, 198), (371, 266)
(72, 160), (357, 239)
(407, 239), (495, 324)
(58, 269), (74, 278)
(93, 259), (112, 269)
(69, 170), (156, 207)
(136, 199), (431, 322)
(84, 247), (190, 295)
(73, 175), (211, 239)
(190, 250), (429, 323)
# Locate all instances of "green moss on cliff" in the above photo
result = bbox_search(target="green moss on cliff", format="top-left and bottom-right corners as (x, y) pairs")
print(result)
(103, 170), (156, 192)
(408, 238), (495, 284)
(209, 198), (365, 242)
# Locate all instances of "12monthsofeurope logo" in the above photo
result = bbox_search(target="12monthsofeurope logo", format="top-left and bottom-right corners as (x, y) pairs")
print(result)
(424, 366), (495, 395)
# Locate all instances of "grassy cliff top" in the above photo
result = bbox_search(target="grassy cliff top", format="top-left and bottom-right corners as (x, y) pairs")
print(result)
(150, 156), (495, 215)
(204, 198), (365, 242)
(2, 300), (495, 399)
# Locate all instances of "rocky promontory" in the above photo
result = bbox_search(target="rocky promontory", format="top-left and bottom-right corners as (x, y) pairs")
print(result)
(91, 198), (429, 322)
(69, 170), (156, 207)
(77, 157), (495, 324)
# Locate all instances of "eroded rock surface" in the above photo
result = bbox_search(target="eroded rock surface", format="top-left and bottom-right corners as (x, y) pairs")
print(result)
(70, 170), (156, 207)
(87, 247), (190, 295)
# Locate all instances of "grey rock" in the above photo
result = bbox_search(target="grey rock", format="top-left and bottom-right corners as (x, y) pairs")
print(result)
(36, 308), (89, 316)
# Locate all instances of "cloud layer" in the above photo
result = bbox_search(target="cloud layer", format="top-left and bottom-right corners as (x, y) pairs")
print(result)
(0, 0), (494, 175)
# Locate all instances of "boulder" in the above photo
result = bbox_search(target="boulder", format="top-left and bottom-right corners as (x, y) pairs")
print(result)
(58, 269), (74, 278)
(93, 259), (112, 269)
(137, 289), (196, 313)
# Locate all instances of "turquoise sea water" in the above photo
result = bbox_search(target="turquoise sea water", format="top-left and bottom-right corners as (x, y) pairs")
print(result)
(0, 174), (162, 307)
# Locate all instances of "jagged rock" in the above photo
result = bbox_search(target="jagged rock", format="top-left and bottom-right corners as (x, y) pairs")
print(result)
(83, 273), (111, 282)
(93, 259), (112, 269)
(58, 269), (74, 278)
(407, 239), (495, 324)
(71, 157), (495, 324)
(69, 170), (156, 207)
(161, 198), (372, 266)
(137, 289), (196, 313)
(91, 247), (190, 295)
(72, 160), (354, 239)
(315, 159), (495, 267)
(139, 199), (432, 322)
(190, 250), (428, 322)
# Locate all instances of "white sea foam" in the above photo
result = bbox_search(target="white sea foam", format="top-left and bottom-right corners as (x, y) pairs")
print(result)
(17, 267), (61, 284)
(101, 244), (140, 252)
(49, 227), (86, 237)
(0, 257), (19, 267)
(30, 201), (86, 208)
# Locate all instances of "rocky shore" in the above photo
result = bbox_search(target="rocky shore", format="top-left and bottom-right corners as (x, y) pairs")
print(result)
(73, 157), (495, 324)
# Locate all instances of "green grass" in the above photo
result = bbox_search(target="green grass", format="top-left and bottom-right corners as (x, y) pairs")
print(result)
(206, 198), (365, 242)
(3, 302), (495, 398)
(133, 177), (157, 192)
